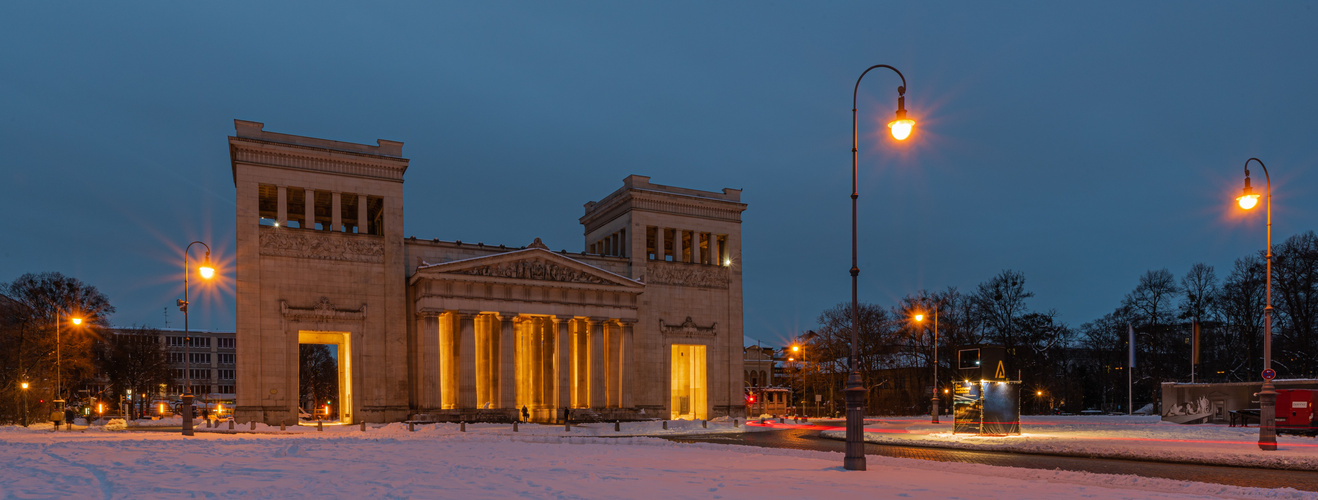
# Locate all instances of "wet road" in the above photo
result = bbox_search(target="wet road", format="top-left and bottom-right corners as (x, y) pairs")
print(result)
(663, 426), (1318, 492)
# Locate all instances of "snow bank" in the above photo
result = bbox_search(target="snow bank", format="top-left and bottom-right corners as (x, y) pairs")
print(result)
(815, 415), (1318, 470)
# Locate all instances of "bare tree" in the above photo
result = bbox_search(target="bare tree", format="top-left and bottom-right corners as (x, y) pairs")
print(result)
(1272, 231), (1318, 377)
(97, 326), (173, 419)
(972, 270), (1035, 349)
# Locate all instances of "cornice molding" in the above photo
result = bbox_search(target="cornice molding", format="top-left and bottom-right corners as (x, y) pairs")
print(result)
(230, 139), (408, 182)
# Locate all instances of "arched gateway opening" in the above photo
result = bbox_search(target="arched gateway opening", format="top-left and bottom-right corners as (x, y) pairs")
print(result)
(298, 330), (353, 424)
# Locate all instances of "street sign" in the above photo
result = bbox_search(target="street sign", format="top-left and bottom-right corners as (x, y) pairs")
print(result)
(815, 394), (822, 402)
(1262, 369), (1277, 381)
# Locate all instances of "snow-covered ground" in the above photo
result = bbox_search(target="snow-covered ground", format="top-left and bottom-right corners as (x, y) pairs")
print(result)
(1, 422), (1313, 499)
(814, 415), (1318, 470)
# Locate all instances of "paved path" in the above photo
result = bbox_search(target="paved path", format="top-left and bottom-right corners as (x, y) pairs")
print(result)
(664, 426), (1318, 492)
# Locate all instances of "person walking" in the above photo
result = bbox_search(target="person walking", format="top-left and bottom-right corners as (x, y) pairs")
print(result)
(521, 405), (529, 422)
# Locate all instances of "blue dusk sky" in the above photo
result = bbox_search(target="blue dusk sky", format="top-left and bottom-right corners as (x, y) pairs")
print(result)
(2, 3), (1316, 347)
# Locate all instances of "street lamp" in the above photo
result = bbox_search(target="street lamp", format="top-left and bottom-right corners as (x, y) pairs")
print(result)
(1235, 157), (1276, 451)
(54, 312), (83, 424)
(177, 240), (215, 436)
(20, 381), (29, 427)
(914, 305), (941, 424)
(846, 64), (914, 471)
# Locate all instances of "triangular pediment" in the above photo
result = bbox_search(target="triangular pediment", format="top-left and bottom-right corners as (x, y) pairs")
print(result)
(410, 248), (642, 289)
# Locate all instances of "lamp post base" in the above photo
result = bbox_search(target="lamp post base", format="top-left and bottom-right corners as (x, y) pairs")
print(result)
(843, 373), (866, 471)
(1259, 380), (1277, 451)
(931, 397), (940, 424)
(182, 394), (194, 437)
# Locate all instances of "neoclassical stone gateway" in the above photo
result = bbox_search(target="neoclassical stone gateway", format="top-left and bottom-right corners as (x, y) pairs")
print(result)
(229, 120), (746, 424)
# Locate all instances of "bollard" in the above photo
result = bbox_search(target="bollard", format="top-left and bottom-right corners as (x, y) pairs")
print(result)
(734, 419), (739, 427)
(662, 420), (668, 430)
(250, 421), (255, 431)
(614, 421), (620, 432)
(361, 421), (366, 432)
(280, 421), (286, 431)
(702, 420), (707, 429)
(513, 421), (519, 432)
(409, 422), (415, 432)
(564, 419), (570, 432)
(229, 420), (234, 430)
(779, 417), (784, 424)
(317, 420), (323, 432)
(460, 421), (466, 432)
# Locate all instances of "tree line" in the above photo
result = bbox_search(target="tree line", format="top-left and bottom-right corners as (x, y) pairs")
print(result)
(792, 230), (1318, 415)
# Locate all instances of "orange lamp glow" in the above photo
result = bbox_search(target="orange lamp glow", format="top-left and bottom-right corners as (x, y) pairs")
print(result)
(97, 403), (104, 414)
(199, 262), (216, 280)
(159, 403), (165, 414)
(791, 345), (800, 353)
(1037, 391), (1043, 396)
(21, 382), (29, 390)
(1237, 193), (1259, 210)
(914, 313), (925, 322)
(71, 317), (82, 325)
(888, 118), (915, 140)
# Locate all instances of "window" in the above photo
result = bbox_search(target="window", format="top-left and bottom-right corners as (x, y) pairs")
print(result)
(717, 235), (728, 265)
(174, 369), (185, 379)
(219, 353), (235, 365)
(218, 369), (234, 380)
(189, 353), (210, 364)
(218, 338), (235, 349)
(366, 196), (384, 235)
(314, 190), (332, 230)
(286, 187), (305, 228)
(189, 369), (210, 381)
(342, 193), (360, 233)
(218, 385), (234, 394)
(664, 228), (676, 261)
(167, 336), (185, 347)
(170, 353), (185, 363)
(258, 183), (278, 226)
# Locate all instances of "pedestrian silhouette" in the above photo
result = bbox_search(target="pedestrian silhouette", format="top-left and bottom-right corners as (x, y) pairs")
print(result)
(521, 405), (529, 421)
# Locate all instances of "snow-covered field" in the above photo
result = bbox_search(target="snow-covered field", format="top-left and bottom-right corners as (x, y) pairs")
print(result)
(816, 415), (1318, 470)
(1, 420), (1314, 499)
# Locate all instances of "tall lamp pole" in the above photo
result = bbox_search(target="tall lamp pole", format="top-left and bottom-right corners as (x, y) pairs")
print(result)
(53, 312), (82, 424)
(178, 240), (215, 437)
(1234, 157), (1276, 451)
(846, 64), (915, 471)
(915, 301), (942, 424)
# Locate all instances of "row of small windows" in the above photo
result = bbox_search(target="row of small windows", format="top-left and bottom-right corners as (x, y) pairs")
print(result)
(218, 338), (234, 349)
(257, 184), (384, 235)
(166, 336), (210, 348)
(219, 353), (235, 365)
(646, 226), (728, 265)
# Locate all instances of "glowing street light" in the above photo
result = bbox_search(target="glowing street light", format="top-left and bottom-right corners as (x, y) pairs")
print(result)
(20, 381), (30, 427)
(178, 240), (216, 437)
(913, 305), (943, 424)
(54, 313), (84, 423)
(845, 64), (916, 471)
(1234, 158), (1277, 451)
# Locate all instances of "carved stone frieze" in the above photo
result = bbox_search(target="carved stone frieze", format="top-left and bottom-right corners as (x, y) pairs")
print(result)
(642, 261), (730, 289)
(451, 258), (612, 285)
(660, 317), (717, 338)
(260, 229), (384, 263)
(281, 297), (366, 321)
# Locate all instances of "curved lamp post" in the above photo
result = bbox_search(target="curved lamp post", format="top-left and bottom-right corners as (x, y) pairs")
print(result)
(178, 240), (215, 436)
(54, 312), (82, 426)
(1235, 157), (1276, 451)
(846, 64), (915, 471)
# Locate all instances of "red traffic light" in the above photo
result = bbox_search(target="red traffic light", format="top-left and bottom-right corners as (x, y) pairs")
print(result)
(746, 395), (756, 404)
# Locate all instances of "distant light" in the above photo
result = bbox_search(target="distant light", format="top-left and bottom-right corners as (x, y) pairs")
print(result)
(914, 314), (924, 322)
(1037, 391), (1043, 396)
(20, 382), (29, 390)
(724, 259), (731, 266)
(791, 346), (799, 352)
(273, 221), (280, 227)
(71, 317), (82, 325)
(943, 389), (949, 394)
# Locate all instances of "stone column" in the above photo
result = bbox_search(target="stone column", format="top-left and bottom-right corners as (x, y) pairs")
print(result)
(575, 320), (587, 407)
(475, 315), (489, 407)
(515, 318), (527, 409)
(458, 311), (478, 409)
(498, 313), (515, 409)
(553, 317), (570, 411)
(304, 188), (316, 230)
(606, 321), (621, 408)
(439, 312), (455, 409)
(655, 227), (665, 261)
(672, 229), (682, 263)
(588, 318), (606, 409)
(530, 318), (542, 407)
(541, 318), (554, 407)
(357, 194), (368, 234)
(331, 192), (342, 232)
(420, 313), (440, 410)
(621, 320), (635, 408)
(276, 186), (287, 226)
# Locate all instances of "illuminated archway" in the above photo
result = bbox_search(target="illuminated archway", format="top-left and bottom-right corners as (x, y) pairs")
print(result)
(670, 344), (707, 420)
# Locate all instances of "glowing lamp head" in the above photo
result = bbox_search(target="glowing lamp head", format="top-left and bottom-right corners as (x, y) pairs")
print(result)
(199, 260), (216, 280)
(888, 92), (914, 141)
(20, 382), (29, 390)
(1037, 391), (1043, 396)
(914, 313), (925, 322)
(888, 119), (915, 141)
(791, 345), (800, 353)
(71, 317), (82, 326)
(1237, 174), (1259, 210)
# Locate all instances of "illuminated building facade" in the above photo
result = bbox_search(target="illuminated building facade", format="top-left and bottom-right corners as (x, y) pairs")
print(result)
(229, 121), (746, 424)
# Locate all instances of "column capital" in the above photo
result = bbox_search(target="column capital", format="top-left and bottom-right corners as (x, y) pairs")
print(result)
(495, 312), (519, 321)
(417, 309), (443, 318)
(587, 316), (610, 325)
(456, 310), (481, 320)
